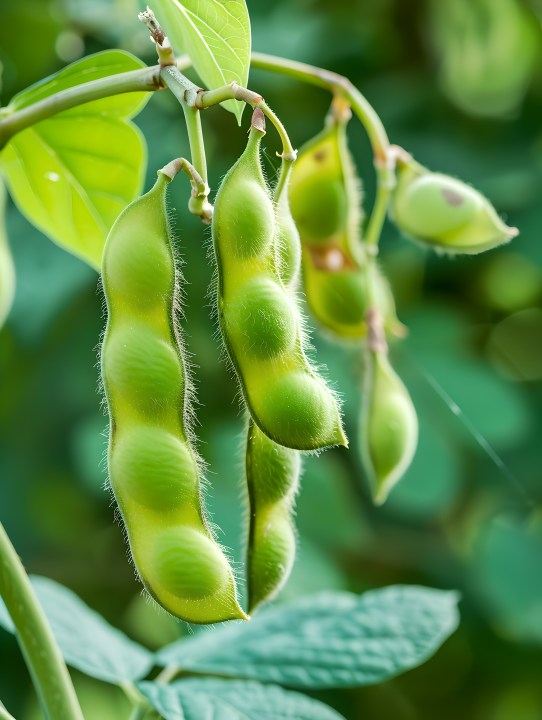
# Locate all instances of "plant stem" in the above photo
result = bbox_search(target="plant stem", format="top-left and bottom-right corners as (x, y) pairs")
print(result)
(250, 52), (390, 163)
(0, 522), (84, 720)
(155, 663), (180, 684)
(0, 66), (161, 151)
(365, 185), (392, 247)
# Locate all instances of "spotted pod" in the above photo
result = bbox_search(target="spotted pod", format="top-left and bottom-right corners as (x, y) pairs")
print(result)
(0, 179), (15, 329)
(391, 158), (518, 254)
(212, 109), (346, 451)
(290, 102), (404, 339)
(245, 420), (300, 613)
(429, 0), (539, 118)
(101, 165), (246, 624)
(360, 310), (418, 505)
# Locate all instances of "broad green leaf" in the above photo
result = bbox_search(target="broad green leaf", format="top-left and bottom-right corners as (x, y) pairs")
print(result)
(153, 0), (250, 124)
(0, 51), (150, 270)
(0, 576), (153, 684)
(0, 178), (16, 328)
(139, 678), (345, 720)
(156, 585), (460, 688)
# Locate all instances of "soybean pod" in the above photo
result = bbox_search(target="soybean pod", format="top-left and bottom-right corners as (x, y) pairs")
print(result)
(101, 160), (246, 624)
(360, 309), (418, 505)
(212, 108), (346, 451)
(246, 420), (300, 614)
(290, 100), (404, 340)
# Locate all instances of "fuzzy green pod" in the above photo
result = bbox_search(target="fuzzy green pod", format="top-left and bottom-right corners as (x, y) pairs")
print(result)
(290, 103), (404, 339)
(0, 179), (15, 329)
(275, 161), (302, 292)
(360, 312), (418, 505)
(392, 159), (518, 254)
(101, 164), (246, 624)
(429, 0), (539, 118)
(212, 109), (346, 451)
(246, 420), (300, 613)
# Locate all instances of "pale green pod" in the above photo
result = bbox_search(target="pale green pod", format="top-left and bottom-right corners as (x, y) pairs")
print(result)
(102, 169), (246, 624)
(289, 104), (405, 340)
(289, 99), (363, 265)
(392, 161), (518, 254)
(0, 179), (15, 330)
(360, 349), (418, 505)
(213, 110), (346, 451)
(429, 0), (539, 118)
(246, 421), (300, 614)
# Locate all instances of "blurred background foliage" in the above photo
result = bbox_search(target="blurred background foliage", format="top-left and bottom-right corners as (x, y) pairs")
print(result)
(1, 0), (542, 718)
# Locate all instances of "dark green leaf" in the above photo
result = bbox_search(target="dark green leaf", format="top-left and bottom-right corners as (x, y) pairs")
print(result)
(139, 678), (345, 720)
(0, 576), (153, 684)
(0, 51), (150, 270)
(156, 586), (460, 688)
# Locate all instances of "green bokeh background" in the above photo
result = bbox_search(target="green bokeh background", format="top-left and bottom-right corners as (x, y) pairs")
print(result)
(2, 0), (542, 718)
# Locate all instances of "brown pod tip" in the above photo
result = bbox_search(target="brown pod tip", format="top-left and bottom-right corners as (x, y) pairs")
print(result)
(251, 108), (266, 134)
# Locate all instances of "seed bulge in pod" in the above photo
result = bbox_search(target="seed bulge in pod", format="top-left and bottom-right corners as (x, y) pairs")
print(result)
(249, 506), (296, 610)
(103, 323), (183, 405)
(361, 351), (418, 505)
(290, 176), (347, 243)
(152, 526), (232, 601)
(110, 426), (198, 511)
(225, 277), (297, 359)
(248, 426), (300, 505)
(256, 370), (346, 450)
(392, 162), (518, 254)
(103, 176), (173, 306)
(214, 128), (275, 260)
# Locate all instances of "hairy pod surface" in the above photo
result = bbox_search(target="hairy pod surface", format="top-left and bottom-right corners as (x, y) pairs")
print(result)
(360, 349), (418, 505)
(275, 161), (302, 292)
(246, 421), (300, 614)
(0, 179), (15, 329)
(212, 115), (346, 451)
(392, 161), (518, 254)
(101, 170), (246, 624)
(290, 107), (404, 339)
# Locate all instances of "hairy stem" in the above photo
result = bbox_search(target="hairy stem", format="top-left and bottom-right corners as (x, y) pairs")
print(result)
(0, 522), (84, 720)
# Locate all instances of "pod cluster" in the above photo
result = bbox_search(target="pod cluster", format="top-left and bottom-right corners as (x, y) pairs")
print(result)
(212, 109), (346, 451)
(101, 168), (246, 624)
(289, 102), (404, 340)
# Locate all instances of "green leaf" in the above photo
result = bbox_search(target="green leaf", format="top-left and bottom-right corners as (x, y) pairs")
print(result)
(0, 51), (150, 270)
(139, 678), (345, 720)
(153, 0), (251, 124)
(0, 576), (154, 684)
(156, 586), (460, 688)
